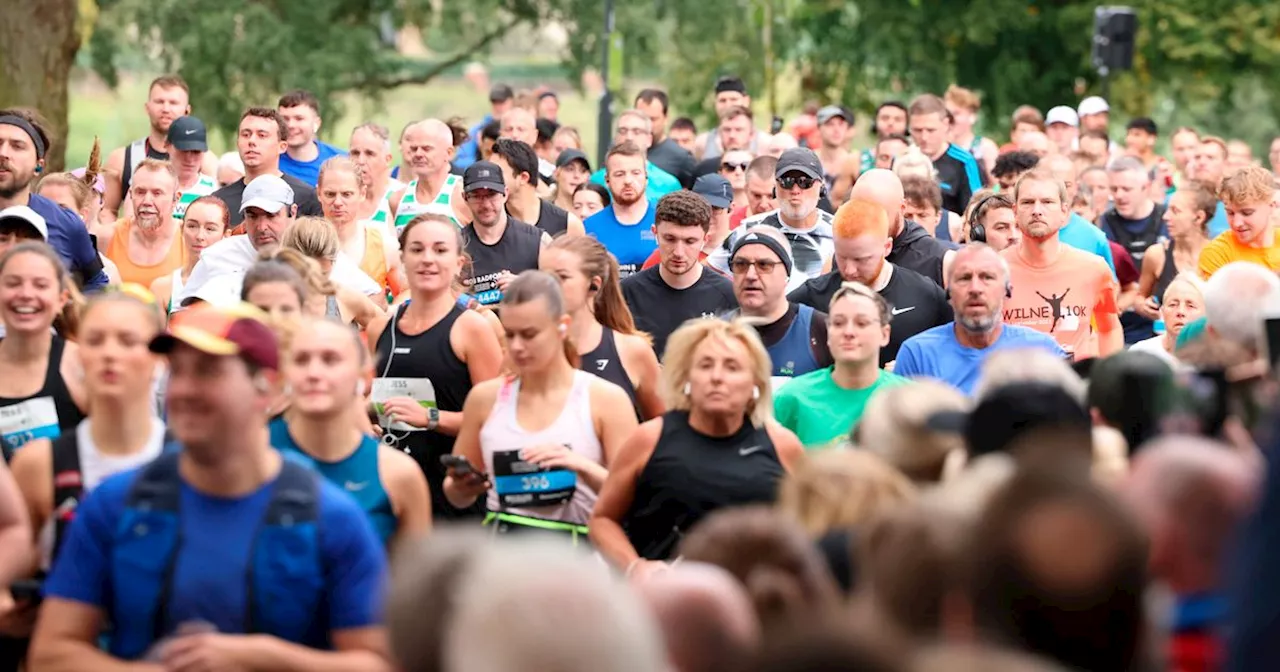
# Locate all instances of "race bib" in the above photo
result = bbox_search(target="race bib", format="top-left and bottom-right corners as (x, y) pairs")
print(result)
(1, 397), (61, 460)
(491, 448), (576, 508)
(371, 378), (437, 432)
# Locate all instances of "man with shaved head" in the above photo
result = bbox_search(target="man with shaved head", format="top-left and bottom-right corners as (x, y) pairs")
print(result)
(637, 563), (760, 672)
(501, 106), (556, 192)
(850, 168), (957, 287)
(390, 118), (471, 229)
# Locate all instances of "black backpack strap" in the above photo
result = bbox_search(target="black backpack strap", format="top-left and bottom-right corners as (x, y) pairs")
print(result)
(124, 452), (184, 645)
(243, 459), (320, 634)
(49, 429), (83, 564)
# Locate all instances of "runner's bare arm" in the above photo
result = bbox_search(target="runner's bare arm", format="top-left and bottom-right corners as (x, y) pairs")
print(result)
(450, 181), (472, 224)
(830, 155), (860, 206)
(9, 439), (51, 556)
(566, 212), (585, 237)
(205, 627), (392, 672)
(593, 379), (640, 473)
(443, 380), (499, 510)
(588, 418), (662, 569)
(200, 151), (219, 177)
(618, 333), (665, 421)
(765, 421), (805, 473)
(379, 447), (432, 545)
(98, 147), (126, 226)
(29, 599), (161, 672)
(0, 459), (31, 588)
(61, 341), (88, 413)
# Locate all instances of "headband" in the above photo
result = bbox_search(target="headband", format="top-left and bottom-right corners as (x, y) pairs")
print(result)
(0, 115), (45, 159)
(730, 229), (793, 277)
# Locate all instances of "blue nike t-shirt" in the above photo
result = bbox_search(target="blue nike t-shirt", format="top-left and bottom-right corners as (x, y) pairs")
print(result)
(894, 322), (1066, 395)
(585, 201), (658, 277)
(279, 141), (347, 187)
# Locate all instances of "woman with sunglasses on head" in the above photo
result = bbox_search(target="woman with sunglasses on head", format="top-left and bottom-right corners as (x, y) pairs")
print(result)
(369, 214), (504, 521)
(590, 318), (803, 581)
(151, 196), (230, 314)
(444, 271), (637, 543)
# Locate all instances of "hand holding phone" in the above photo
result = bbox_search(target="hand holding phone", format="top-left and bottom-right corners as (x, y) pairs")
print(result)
(440, 454), (488, 481)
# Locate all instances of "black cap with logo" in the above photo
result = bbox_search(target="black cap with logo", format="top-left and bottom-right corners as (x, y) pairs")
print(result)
(464, 161), (506, 194)
(167, 116), (208, 152)
(775, 148), (823, 180)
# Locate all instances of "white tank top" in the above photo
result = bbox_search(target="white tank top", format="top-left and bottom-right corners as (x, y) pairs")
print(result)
(480, 370), (601, 525)
(39, 417), (166, 569)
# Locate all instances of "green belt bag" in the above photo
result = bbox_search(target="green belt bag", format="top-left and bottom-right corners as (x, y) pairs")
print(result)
(482, 512), (590, 546)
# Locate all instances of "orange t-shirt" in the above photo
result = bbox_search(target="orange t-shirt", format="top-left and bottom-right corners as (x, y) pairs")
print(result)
(1001, 245), (1118, 359)
(1197, 230), (1280, 278)
(357, 225), (390, 292)
(104, 218), (187, 288)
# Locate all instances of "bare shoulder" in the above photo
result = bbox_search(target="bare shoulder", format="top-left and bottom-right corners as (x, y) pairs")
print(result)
(464, 377), (504, 409)
(588, 374), (633, 408)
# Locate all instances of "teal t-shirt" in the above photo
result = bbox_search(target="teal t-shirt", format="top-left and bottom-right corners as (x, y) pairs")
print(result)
(773, 368), (910, 448)
(1175, 316), (1208, 351)
(589, 161), (682, 203)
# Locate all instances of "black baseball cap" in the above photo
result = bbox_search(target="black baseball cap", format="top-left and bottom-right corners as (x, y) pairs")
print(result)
(489, 84), (514, 103)
(167, 116), (208, 152)
(693, 174), (733, 209)
(555, 149), (590, 172)
(463, 161), (506, 194)
(927, 381), (1092, 459)
(715, 76), (747, 95)
(775, 147), (823, 180)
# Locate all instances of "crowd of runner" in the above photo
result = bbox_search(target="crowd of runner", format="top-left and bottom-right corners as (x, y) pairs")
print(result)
(0, 71), (1278, 670)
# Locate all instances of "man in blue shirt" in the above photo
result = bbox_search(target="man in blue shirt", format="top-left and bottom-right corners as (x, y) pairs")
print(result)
(277, 90), (347, 187)
(455, 84), (515, 172)
(586, 141), (658, 277)
(589, 110), (682, 203)
(895, 244), (1064, 395)
(0, 110), (108, 290)
(32, 304), (388, 670)
(1043, 154), (1116, 275)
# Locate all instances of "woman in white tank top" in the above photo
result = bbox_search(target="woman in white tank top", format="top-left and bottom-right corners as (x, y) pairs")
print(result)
(444, 271), (638, 539)
(150, 197), (230, 315)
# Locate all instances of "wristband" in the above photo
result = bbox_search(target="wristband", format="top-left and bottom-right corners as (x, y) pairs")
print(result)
(426, 406), (440, 431)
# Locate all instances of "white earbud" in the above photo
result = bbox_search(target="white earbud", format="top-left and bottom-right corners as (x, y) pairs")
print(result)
(683, 382), (692, 396)
(558, 323), (567, 334)
(752, 386), (761, 401)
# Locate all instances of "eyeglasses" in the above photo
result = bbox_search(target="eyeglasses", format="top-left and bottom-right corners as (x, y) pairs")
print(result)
(721, 161), (749, 172)
(730, 258), (782, 274)
(777, 175), (817, 190)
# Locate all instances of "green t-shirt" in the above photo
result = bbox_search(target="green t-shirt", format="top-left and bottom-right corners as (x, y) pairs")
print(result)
(773, 368), (910, 448)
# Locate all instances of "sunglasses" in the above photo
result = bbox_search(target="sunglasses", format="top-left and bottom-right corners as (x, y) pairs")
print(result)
(730, 258), (783, 274)
(777, 175), (817, 190)
(721, 161), (749, 172)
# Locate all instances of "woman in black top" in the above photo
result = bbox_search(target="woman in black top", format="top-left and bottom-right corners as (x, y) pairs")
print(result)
(368, 214), (504, 520)
(1135, 181), (1213, 322)
(541, 235), (663, 420)
(0, 243), (85, 463)
(590, 318), (804, 580)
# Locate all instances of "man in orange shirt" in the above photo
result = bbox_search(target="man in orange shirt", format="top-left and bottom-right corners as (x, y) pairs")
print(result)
(1002, 167), (1123, 359)
(99, 158), (186, 287)
(1198, 165), (1280, 278)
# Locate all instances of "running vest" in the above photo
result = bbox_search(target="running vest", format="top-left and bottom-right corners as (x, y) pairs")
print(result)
(509, 199), (569, 239)
(0, 336), (83, 461)
(173, 175), (218, 219)
(370, 179), (406, 227)
(108, 453), (324, 660)
(1155, 240), (1179, 302)
(393, 175), (461, 231)
(122, 139), (170, 198)
(105, 218), (187, 288)
(269, 417), (396, 545)
(580, 328), (640, 419)
(461, 219), (543, 306)
(347, 223), (390, 292)
(481, 370), (601, 526)
(373, 303), (482, 520)
(766, 304), (820, 382)
(623, 411), (783, 561)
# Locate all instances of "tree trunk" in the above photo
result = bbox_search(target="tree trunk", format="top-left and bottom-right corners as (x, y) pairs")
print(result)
(0, 0), (81, 171)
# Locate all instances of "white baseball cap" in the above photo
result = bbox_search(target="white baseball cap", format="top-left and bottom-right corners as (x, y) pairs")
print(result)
(1077, 96), (1110, 118)
(0, 206), (49, 241)
(240, 174), (295, 214)
(1045, 106), (1079, 128)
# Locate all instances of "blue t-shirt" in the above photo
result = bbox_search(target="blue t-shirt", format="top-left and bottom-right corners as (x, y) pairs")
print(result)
(44, 461), (386, 646)
(454, 115), (493, 171)
(1209, 201), (1229, 238)
(27, 193), (109, 290)
(894, 322), (1066, 395)
(279, 141), (347, 187)
(589, 161), (683, 203)
(1060, 212), (1117, 276)
(585, 201), (658, 276)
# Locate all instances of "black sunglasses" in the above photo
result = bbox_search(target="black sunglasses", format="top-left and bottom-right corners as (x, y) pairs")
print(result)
(777, 174), (817, 190)
(721, 161), (749, 172)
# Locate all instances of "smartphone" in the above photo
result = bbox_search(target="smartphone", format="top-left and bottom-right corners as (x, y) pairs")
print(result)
(439, 454), (487, 480)
(10, 579), (42, 603)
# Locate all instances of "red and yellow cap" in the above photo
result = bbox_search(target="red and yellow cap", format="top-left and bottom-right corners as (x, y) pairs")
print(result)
(148, 302), (280, 371)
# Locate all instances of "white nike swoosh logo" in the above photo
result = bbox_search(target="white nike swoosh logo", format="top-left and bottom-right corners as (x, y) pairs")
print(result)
(891, 306), (916, 315)
(344, 481), (369, 492)
(184, 129), (197, 135)
(739, 445), (765, 456)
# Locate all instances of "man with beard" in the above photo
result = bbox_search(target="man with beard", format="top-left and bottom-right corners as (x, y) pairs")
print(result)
(459, 161), (548, 306)
(694, 77), (770, 161)
(100, 159), (185, 287)
(0, 109), (107, 289)
(1002, 168), (1123, 359)
(490, 138), (583, 238)
(277, 90), (347, 187)
(390, 118), (471, 230)
(850, 169), (957, 287)
(857, 101), (909, 176)
(621, 190), (736, 357)
(211, 107), (323, 228)
(588, 110), (682, 202)
(789, 199), (950, 366)
(100, 75), (219, 226)
(895, 244), (1064, 395)
(587, 142), (658, 278)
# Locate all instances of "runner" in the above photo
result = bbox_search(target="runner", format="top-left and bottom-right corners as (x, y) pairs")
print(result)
(635, 89), (696, 189)
(216, 151), (244, 187)
(348, 122), (406, 228)
(277, 90), (346, 187)
(0, 461), (28, 668)
(1045, 106), (1080, 155)
(552, 149), (591, 214)
(668, 118), (698, 155)
(457, 83), (515, 171)
(856, 101), (909, 176)
(717, 150), (753, 211)
(155, 116), (218, 221)
(894, 244), (1064, 395)
(850, 169), (957, 287)
(368, 214), (503, 520)
(774, 282), (908, 447)
(273, 317), (432, 547)
(459, 161), (548, 307)
(1123, 118), (1160, 170)
(813, 106), (858, 197)
(585, 142), (658, 277)
(1191, 136), (1232, 238)
(573, 182), (610, 221)
(0, 243), (85, 461)
(498, 106), (556, 192)
(589, 318), (803, 572)
(542, 235), (664, 420)
(694, 107), (759, 173)
(444, 271), (637, 543)
(1198, 166), (1280, 277)
(944, 85), (1000, 174)
(390, 118), (470, 230)
(30, 303), (389, 668)
(1041, 154), (1116, 273)
(151, 196), (230, 314)
(241, 259), (311, 325)
(726, 226), (833, 385)
(491, 138), (584, 238)
(736, 156), (779, 231)
(907, 94), (988, 214)
(963, 193), (1021, 250)
(900, 175), (954, 241)
(1129, 274), (1205, 368)
(1135, 181), (1213, 322)
(35, 154), (124, 285)
(589, 110), (682, 202)
(650, 174), (735, 272)
(621, 191), (737, 357)
(277, 219), (385, 327)
(101, 159), (186, 287)
(1170, 126), (1200, 188)
(317, 156), (404, 299)
(1099, 156), (1167, 266)
(1002, 168), (1123, 359)
(695, 77), (770, 160)
(209, 107), (324, 228)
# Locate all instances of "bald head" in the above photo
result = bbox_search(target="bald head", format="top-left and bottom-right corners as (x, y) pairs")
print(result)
(501, 107), (538, 146)
(408, 118), (453, 146)
(1042, 154), (1078, 201)
(850, 169), (906, 237)
(638, 563), (760, 672)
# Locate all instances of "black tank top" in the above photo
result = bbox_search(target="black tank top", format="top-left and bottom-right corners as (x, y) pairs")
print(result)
(122, 139), (171, 198)
(535, 200), (570, 238)
(623, 411), (783, 560)
(462, 218), (544, 306)
(1154, 240), (1179, 302)
(579, 328), (640, 419)
(374, 303), (483, 520)
(0, 336), (83, 463)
